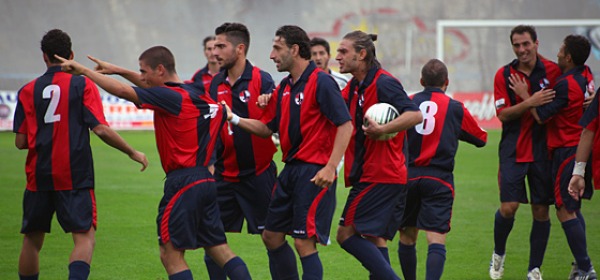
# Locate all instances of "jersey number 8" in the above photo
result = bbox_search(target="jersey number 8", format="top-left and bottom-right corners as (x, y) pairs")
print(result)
(415, 101), (437, 135)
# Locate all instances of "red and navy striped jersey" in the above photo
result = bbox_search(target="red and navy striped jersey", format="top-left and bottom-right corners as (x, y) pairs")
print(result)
(13, 66), (108, 191)
(493, 56), (561, 163)
(342, 66), (419, 186)
(134, 83), (226, 174)
(408, 87), (487, 172)
(185, 65), (213, 94)
(579, 89), (600, 189)
(209, 61), (277, 181)
(536, 65), (588, 151)
(265, 61), (351, 165)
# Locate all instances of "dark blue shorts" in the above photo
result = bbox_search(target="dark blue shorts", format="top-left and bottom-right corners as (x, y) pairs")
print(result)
(401, 172), (454, 234)
(498, 160), (553, 205)
(216, 161), (277, 234)
(265, 161), (336, 245)
(339, 182), (407, 240)
(21, 188), (96, 234)
(157, 167), (226, 249)
(551, 147), (593, 211)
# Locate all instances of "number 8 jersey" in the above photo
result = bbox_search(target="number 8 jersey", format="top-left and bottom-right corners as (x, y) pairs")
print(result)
(13, 66), (108, 191)
(408, 87), (487, 172)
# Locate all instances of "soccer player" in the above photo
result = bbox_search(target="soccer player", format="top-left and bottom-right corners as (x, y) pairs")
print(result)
(310, 37), (349, 90)
(398, 59), (487, 280)
(202, 22), (277, 280)
(490, 25), (560, 280)
(56, 46), (252, 280)
(185, 36), (219, 93)
(222, 25), (353, 280)
(335, 31), (423, 280)
(531, 35), (596, 280)
(13, 29), (148, 280)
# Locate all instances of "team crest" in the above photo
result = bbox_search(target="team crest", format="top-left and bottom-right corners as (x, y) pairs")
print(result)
(239, 90), (251, 103)
(295, 92), (304, 105)
(358, 92), (365, 107)
(539, 78), (550, 89)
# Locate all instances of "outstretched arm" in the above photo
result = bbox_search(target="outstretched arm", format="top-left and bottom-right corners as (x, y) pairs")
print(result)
(88, 55), (147, 88)
(221, 101), (273, 138)
(92, 124), (148, 171)
(55, 55), (141, 105)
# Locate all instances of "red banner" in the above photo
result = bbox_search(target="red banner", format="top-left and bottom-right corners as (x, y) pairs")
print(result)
(449, 91), (501, 130)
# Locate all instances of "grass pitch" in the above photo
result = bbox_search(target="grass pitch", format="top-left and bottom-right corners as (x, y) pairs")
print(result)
(0, 130), (598, 279)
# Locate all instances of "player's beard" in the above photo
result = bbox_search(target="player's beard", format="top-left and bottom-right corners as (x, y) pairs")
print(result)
(220, 56), (237, 70)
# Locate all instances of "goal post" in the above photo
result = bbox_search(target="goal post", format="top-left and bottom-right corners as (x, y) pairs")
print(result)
(436, 19), (600, 61)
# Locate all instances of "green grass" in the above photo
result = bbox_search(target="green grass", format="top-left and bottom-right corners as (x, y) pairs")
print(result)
(0, 130), (598, 279)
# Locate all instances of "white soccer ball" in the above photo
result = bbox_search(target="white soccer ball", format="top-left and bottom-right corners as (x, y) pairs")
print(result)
(364, 103), (400, 140)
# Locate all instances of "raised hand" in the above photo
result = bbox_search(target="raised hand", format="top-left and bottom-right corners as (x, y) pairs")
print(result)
(55, 55), (87, 75)
(508, 73), (529, 100)
(88, 55), (120, 75)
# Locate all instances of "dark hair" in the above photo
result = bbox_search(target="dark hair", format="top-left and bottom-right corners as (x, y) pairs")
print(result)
(342, 30), (380, 68)
(310, 37), (330, 55)
(421, 59), (448, 87)
(41, 29), (72, 64)
(563, 35), (591, 66)
(510, 25), (537, 43)
(203, 36), (216, 49)
(215, 22), (250, 55)
(138, 46), (176, 74)
(275, 25), (311, 60)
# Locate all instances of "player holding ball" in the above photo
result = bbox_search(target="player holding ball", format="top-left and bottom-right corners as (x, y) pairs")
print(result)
(335, 30), (422, 279)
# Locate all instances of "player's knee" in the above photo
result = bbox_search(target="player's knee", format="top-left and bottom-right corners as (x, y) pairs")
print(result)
(531, 204), (550, 220)
(261, 230), (283, 249)
(293, 238), (316, 257)
(399, 232), (417, 246)
(205, 244), (236, 266)
(336, 226), (354, 244)
(499, 203), (519, 217)
(23, 232), (45, 251)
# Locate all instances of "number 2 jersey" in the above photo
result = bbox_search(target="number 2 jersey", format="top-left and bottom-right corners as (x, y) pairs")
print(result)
(13, 66), (108, 191)
(407, 87), (487, 173)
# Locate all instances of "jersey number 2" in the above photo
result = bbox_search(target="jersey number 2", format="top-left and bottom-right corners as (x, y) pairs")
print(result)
(415, 101), (437, 135)
(43, 85), (61, 123)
